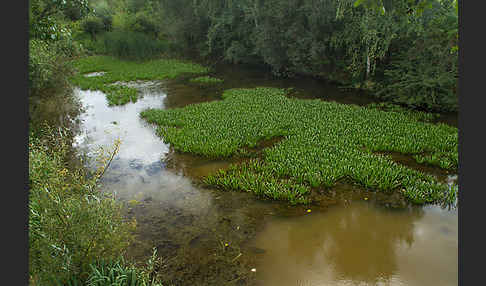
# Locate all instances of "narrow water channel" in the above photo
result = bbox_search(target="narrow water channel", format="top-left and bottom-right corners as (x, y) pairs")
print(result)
(72, 65), (458, 285)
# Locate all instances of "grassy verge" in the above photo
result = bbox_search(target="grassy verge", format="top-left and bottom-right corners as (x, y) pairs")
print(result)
(69, 55), (209, 105)
(141, 87), (458, 205)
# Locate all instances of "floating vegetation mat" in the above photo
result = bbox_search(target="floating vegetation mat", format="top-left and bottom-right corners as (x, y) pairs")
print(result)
(189, 76), (224, 84)
(69, 56), (208, 106)
(141, 87), (458, 205)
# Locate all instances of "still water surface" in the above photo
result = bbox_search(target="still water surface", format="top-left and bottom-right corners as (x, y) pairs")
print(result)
(252, 203), (457, 286)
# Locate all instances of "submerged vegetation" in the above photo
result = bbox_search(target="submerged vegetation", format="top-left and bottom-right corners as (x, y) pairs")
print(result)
(69, 55), (208, 105)
(141, 87), (457, 205)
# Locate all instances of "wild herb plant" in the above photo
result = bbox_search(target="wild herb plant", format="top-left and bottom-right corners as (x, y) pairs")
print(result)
(29, 125), (136, 285)
(85, 248), (163, 286)
(141, 87), (458, 205)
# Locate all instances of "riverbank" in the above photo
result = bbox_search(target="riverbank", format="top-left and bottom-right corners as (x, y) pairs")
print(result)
(28, 82), (165, 285)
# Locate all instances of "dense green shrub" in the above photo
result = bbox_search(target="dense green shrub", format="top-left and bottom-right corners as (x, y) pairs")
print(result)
(29, 126), (136, 285)
(154, 0), (458, 112)
(94, 6), (114, 32)
(374, 2), (458, 112)
(81, 15), (106, 39)
(29, 39), (73, 97)
(131, 11), (159, 37)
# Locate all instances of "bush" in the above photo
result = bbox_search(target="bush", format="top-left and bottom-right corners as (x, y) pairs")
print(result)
(81, 15), (106, 39)
(131, 11), (159, 38)
(29, 125), (136, 285)
(95, 7), (113, 32)
(373, 2), (458, 112)
(29, 39), (73, 97)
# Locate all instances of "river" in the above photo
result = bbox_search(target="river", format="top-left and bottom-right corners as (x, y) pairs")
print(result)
(71, 63), (458, 286)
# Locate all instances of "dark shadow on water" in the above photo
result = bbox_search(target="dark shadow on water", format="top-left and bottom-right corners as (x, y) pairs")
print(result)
(374, 151), (457, 183)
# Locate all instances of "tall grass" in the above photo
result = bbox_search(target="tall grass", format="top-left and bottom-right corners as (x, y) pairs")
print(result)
(101, 31), (169, 60)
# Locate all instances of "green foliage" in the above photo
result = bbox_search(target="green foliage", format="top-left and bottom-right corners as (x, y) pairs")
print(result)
(85, 249), (163, 286)
(374, 1), (458, 112)
(155, 0), (458, 112)
(93, 3), (114, 32)
(29, 125), (136, 285)
(189, 76), (224, 84)
(365, 102), (440, 122)
(29, 39), (74, 97)
(29, 0), (90, 41)
(105, 0), (163, 38)
(69, 55), (208, 105)
(53, 248), (164, 285)
(101, 31), (168, 60)
(81, 15), (106, 39)
(141, 87), (458, 205)
(130, 11), (160, 37)
(28, 0), (89, 99)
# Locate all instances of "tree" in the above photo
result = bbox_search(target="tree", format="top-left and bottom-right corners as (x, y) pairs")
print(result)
(30, 0), (91, 40)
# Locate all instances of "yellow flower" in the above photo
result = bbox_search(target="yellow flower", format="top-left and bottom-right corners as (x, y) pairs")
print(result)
(306, 209), (312, 213)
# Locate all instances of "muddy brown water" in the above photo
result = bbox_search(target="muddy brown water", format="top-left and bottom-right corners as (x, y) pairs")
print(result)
(72, 64), (458, 285)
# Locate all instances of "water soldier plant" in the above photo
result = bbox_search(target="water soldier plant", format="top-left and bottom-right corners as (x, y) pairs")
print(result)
(141, 87), (458, 205)
(189, 76), (224, 85)
(69, 55), (209, 105)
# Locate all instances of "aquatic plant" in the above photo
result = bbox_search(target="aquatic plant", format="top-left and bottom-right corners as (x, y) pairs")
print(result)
(69, 55), (209, 106)
(365, 102), (441, 123)
(189, 76), (224, 84)
(85, 248), (163, 286)
(141, 87), (458, 205)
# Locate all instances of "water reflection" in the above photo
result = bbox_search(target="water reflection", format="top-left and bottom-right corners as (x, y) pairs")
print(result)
(252, 202), (457, 286)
